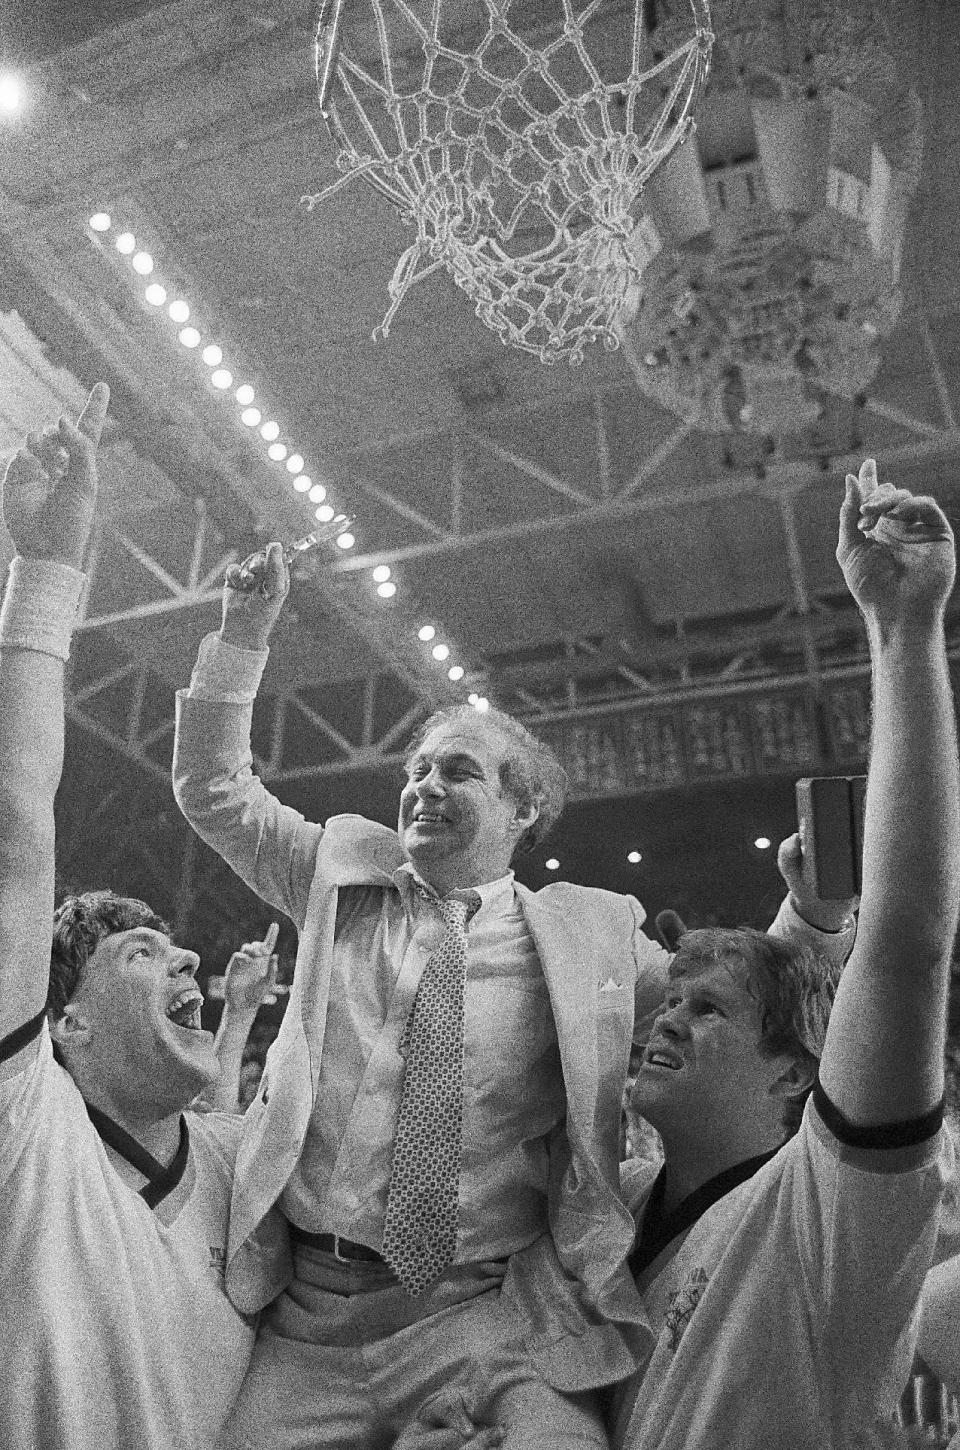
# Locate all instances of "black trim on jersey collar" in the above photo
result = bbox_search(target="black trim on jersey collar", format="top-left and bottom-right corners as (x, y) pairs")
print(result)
(0, 1006), (46, 1063)
(84, 1103), (190, 1209)
(813, 1077), (944, 1149)
(628, 1146), (779, 1279)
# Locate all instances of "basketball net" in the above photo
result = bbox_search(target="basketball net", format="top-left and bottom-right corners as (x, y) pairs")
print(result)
(308, 0), (713, 364)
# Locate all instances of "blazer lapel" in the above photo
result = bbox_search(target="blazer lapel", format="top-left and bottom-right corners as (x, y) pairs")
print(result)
(515, 882), (634, 1191)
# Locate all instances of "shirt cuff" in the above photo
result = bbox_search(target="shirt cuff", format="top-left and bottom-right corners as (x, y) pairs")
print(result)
(188, 632), (268, 702)
(777, 892), (856, 938)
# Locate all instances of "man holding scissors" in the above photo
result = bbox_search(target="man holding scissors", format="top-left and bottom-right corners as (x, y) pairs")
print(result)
(173, 527), (855, 1448)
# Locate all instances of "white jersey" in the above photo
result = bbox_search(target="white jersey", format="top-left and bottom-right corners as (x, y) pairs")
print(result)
(0, 1027), (256, 1450)
(608, 1094), (950, 1450)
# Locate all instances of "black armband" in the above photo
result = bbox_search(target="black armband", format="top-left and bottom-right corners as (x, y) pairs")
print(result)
(814, 1076), (944, 1149)
(0, 1007), (46, 1064)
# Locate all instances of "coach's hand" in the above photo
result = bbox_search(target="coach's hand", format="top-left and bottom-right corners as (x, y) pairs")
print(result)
(221, 541), (290, 650)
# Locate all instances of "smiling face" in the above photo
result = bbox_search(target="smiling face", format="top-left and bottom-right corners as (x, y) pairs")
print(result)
(51, 926), (219, 1119)
(398, 719), (538, 895)
(632, 954), (797, 1151)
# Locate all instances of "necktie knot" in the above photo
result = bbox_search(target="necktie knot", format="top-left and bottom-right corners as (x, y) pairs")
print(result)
(436, 892), (479, 933)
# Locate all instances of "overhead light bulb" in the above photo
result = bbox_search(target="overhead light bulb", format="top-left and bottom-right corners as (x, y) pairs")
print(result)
(627, 850), (642, 864)
(168, 299), (190, 323)
(240, 407), (262, 427)
(315, 504), (335, 522)
(448, 665), (465, 681)
(202, 344), (223, 367)
(89, 212), (112, 232)
(372, 565), (391, 583)
(474, 697), (490, 712)
(286, 454), (304, 474)
(235, 384), (255, 405)
(545, 858), (560, 871)
(0, 74), (22, 114)
(144, 283), (167, 306)
(754, 836), (772, 850)
(210, 369), (233, 390)
(178, 326), (201, 348)
(293, 475), (312, 493)
(418, 625), (436, 642)
(260, 420), (280, 442)
(132, 251), (154, 275)
(377, 581), (397, 598)
(432, 644), (450, 662)
(115, 232), (136, 255)
(307, 483), (325, 504)
(335, 532), (355, 549)
(268, 443), (288, 461)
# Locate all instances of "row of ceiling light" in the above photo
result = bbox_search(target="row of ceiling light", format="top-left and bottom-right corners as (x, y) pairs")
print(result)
(86, 210), (487, 707)
(544, 838), (772, 871)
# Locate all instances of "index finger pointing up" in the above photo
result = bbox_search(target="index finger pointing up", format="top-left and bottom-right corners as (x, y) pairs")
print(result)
(856, 456), (878, 501)
(838, 473), (862, 555)
(76, 382), (110, 447)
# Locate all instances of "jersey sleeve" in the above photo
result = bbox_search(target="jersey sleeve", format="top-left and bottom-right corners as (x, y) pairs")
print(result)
(0, 1025), (65, 1190)
(789, 1086), (949, 1411)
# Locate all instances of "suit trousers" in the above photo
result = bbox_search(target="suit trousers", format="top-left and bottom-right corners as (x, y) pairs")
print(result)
(216, 1241), (609, 1450)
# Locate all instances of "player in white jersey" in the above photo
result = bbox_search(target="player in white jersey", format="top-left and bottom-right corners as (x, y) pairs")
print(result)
(602, 462), (960, 1449)
(0, 384), (269, 1449)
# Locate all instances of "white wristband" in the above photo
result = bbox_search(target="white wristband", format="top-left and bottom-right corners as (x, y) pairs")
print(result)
(0, 556), (86, 662)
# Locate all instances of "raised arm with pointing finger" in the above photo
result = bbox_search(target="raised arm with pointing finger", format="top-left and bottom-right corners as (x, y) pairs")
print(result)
(206, 921), (280, 1114)
(0, 383), (109, 1042)
(820, 459), (959, 1127)
(0, 386), (263, 1450)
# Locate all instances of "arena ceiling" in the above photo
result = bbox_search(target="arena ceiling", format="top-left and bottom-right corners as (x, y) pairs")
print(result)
(0, 0), (957, 940)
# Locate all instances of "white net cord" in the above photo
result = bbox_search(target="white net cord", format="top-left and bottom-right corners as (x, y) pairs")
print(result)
(306, 0), (713, 364)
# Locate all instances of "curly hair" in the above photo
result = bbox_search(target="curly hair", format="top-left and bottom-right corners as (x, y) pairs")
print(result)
(48, 890), (169, 1019)
(669, 926), (842, 1136)
(404, 703), (569, 855)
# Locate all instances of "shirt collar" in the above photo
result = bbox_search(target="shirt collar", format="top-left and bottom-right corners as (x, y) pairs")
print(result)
(393, 861), (515, 920)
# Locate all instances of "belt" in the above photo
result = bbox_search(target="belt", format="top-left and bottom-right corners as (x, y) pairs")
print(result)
(289, 1226), (387, 1264)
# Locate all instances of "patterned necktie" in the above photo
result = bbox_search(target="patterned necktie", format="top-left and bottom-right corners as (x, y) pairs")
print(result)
(382, 891), (478, 1296)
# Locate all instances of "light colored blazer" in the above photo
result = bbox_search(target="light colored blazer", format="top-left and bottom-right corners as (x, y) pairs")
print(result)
(174, 688), (670, 1383)
(173, 686), (849, 1389)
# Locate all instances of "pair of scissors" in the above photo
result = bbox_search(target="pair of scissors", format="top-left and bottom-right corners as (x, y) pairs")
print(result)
(231, 514), (355, 593)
